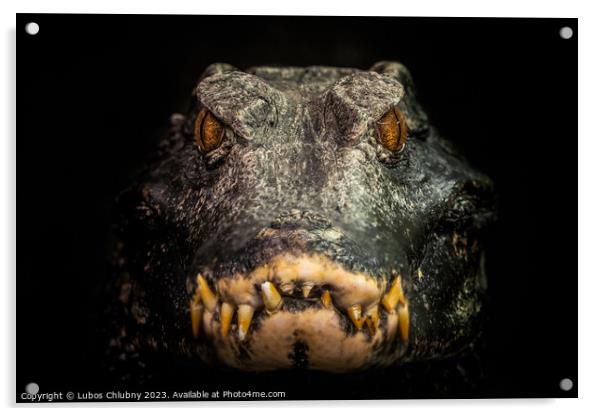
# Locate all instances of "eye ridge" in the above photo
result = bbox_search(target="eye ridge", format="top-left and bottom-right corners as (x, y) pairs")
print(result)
(376, 107), (408, 152)
(194, 108), (225, 153)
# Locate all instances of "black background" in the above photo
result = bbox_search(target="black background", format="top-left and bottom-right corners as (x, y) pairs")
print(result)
(17, 14), (577, 400)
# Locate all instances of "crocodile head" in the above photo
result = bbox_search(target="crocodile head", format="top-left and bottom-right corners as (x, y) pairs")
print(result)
(115, 61), (495, 372)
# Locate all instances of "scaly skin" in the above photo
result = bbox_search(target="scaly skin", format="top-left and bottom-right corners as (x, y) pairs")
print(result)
(110, 61), (496, 373)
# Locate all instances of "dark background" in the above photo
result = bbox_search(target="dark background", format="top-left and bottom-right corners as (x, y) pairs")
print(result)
(17, 14), (577, 400)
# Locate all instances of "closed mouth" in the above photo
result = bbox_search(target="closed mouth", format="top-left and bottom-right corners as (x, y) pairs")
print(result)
(189, 252), (411, 371)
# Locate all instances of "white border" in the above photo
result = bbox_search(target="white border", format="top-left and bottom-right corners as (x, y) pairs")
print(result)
(2, 0), (599, 413)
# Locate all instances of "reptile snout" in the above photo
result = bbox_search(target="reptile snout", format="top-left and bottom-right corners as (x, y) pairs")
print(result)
(187, 211), (411, 371)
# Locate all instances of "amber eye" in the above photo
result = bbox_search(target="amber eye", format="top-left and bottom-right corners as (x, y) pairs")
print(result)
(194, 108), (225, 153)
(376, 107), (408, 152)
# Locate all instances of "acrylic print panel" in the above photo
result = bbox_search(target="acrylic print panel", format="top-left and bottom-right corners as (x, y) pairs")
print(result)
(17, 14), (577, 402)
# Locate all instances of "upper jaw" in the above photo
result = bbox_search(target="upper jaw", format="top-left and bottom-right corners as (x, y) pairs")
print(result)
(216, 252), (385, 311)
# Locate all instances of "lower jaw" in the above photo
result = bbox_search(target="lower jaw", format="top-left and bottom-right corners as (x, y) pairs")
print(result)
(187, 252), (412, 371)
(200, 304), (407, 372)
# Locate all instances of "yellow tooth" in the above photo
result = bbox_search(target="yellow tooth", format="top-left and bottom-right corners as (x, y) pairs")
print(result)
(280, 282), (294, 295)
(381, 275), (402, 313)
(196, 274), (217, 311)
(365, 305), (380, 335)
(347, 304), (366, 330)
(237, 304), (254, 340)
(260, 281), (283, 313)
(302, 282), (314, 298)
(399, 275), (407, 306)
(321, 290), (333, 308)
(220, 302), (234, 337)
(190, 300), (203, 338)
(398, 302), (410, 343)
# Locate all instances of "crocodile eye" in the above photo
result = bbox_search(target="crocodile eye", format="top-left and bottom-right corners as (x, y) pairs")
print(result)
(376, 107), (408, 152)
(194, 108), (225, 153)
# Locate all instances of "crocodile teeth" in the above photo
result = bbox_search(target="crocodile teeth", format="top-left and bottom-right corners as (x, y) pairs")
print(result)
(398, 302), (410, 343)
(302, 282), (314, 298)
(321, 290), (333, 308)
(365, 305), (380, 335)
(190, 300), (203, 338)
(237, 304), (255, 340)
(260, 281), (283, 313)
(220, 302), (234, 337)
(196, 274), (217, 311)
(347, 304), (366, 330)
(381, 275), (402, 313)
